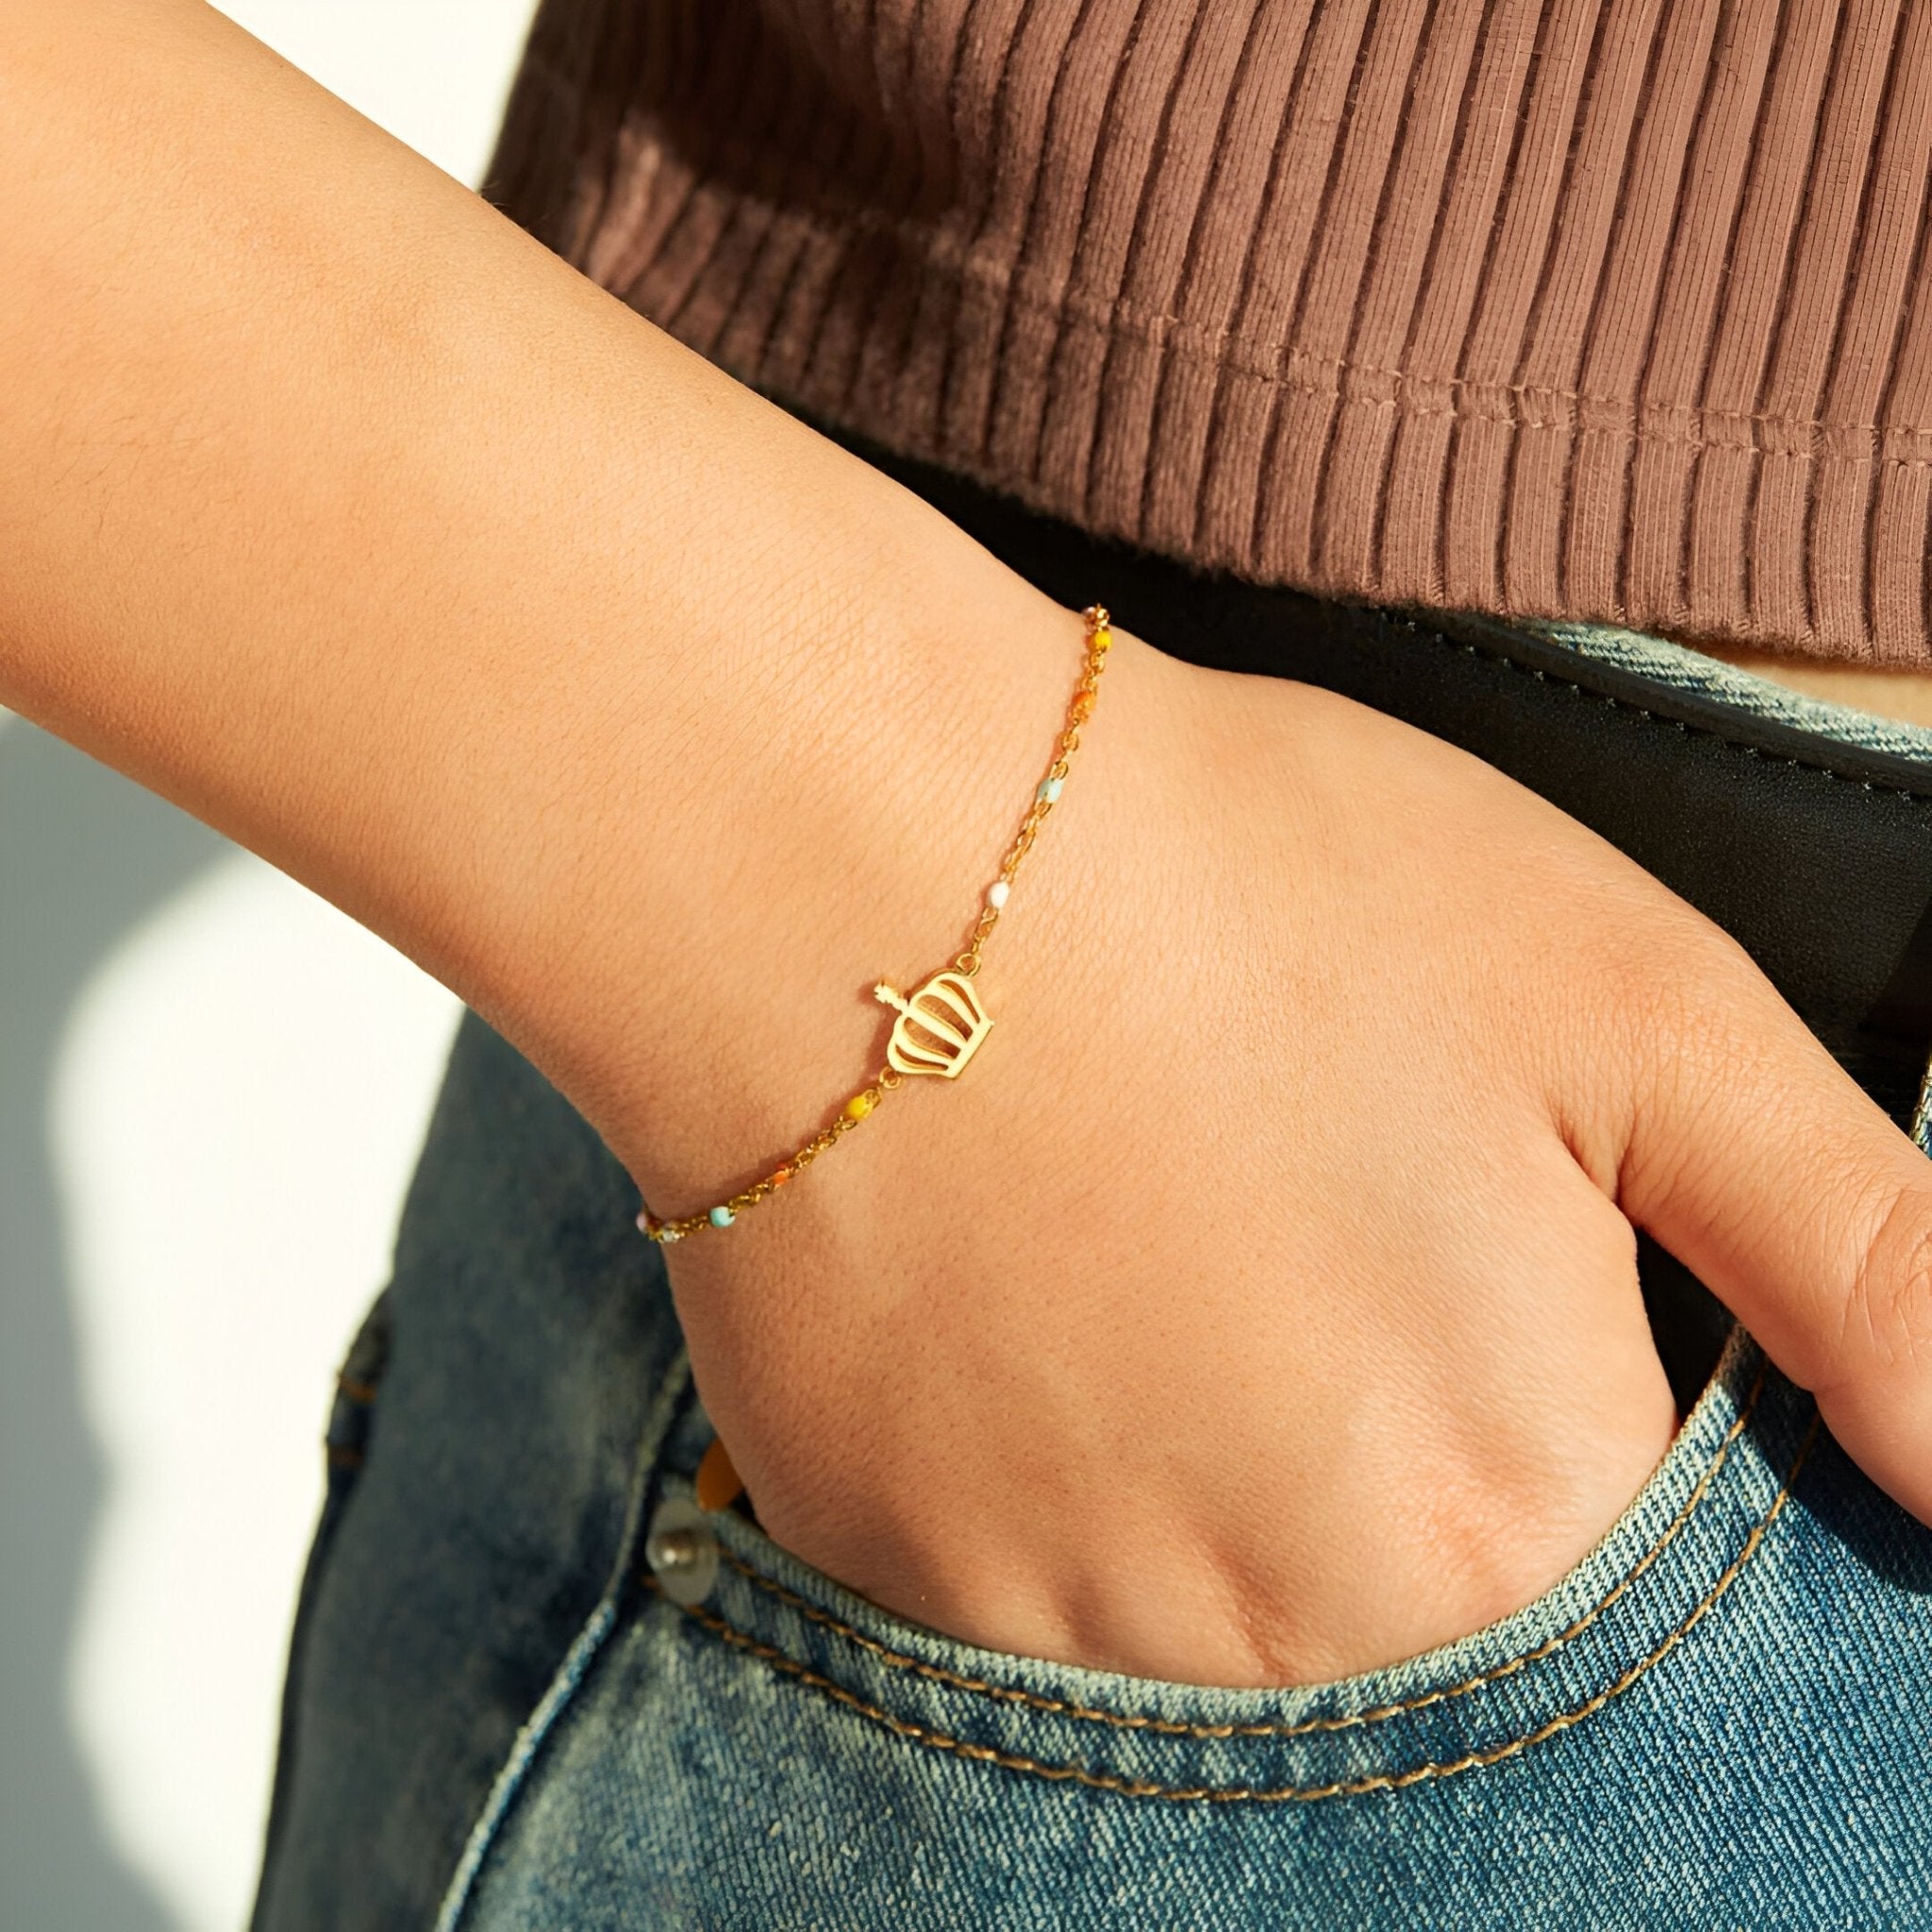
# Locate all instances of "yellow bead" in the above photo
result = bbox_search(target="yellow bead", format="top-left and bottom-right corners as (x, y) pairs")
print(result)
(845, 1091), (874, 1120)
(1092, 625), (1111, 652)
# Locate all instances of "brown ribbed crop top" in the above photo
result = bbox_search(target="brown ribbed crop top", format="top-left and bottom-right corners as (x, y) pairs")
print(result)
(483, 0), (1932, 668)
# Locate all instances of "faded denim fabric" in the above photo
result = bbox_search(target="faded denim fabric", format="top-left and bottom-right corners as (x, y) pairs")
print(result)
(254, 620), (1932, 1932)
(447, 1330), (1924, 1930)
(1522, 617), (1932, 766)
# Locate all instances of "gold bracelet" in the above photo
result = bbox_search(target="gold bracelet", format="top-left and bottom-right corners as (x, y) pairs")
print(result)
(636, 602), (1114, 1244)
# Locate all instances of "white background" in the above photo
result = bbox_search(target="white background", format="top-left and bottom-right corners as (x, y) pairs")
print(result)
(0, 6), (537, 1926)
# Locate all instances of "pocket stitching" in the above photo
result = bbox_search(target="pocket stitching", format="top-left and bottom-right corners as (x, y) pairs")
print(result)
(678, 1361), (1768, 1740)
(647, 1406), (1817, 1803)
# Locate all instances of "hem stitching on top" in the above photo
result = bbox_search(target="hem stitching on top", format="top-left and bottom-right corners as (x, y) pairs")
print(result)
(623, 172), (1932, 467)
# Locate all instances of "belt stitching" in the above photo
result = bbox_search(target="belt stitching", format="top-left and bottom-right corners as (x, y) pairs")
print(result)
(1393, 613), (1932, 805)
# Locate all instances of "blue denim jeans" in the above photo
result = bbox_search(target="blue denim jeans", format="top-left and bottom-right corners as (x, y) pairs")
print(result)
(251, 607), (1932, 1930)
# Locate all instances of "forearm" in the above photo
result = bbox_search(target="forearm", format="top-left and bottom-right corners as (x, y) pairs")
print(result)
(0, 0), (1091, 1196)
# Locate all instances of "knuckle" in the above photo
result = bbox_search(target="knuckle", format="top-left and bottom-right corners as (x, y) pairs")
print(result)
(1573, 896), (1752, 1050)
(1842, 1178), (1932, 1378)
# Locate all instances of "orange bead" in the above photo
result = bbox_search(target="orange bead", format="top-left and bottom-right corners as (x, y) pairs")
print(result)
(770, 1165), (792, 1187)
(695, 1434), (745, 1511)
(1071, 691), (1095, 722)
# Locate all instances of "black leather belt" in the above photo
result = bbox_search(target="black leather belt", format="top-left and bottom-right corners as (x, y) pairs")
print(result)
(809, 412), (1932, 1407)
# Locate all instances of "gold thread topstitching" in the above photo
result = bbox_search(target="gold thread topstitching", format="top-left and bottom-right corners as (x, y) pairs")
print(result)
(649, 1410), (1819, 1804)
(675, 1361), (1768, 1741)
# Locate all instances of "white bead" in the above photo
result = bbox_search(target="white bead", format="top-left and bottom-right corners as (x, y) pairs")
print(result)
(987, 879), (1010, 908)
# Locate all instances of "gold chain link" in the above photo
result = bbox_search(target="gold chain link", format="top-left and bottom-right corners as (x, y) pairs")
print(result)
(640, 603), (1112, 1243)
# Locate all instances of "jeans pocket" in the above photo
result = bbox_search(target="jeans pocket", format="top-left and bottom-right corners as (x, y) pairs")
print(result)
(638, 1322), (1821, 1808)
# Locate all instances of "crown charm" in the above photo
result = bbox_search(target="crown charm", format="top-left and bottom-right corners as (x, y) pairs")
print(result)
(873, 970), (994, 1078)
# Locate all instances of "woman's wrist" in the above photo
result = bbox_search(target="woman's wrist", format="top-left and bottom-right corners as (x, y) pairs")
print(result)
(534, 555), (1126, 1217)
(644, 618), (1213, 1293)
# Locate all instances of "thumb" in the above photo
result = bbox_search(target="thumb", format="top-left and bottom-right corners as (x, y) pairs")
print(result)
(1614, 941), (1932, 1525)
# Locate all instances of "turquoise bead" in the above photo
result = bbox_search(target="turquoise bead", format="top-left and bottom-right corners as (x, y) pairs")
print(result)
(708, 1206), (735, 1228)
(1037, 775), (1064, 803)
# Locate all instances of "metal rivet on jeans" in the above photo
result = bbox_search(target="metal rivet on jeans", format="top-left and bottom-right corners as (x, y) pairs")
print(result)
(644, 1495), (719, 1607)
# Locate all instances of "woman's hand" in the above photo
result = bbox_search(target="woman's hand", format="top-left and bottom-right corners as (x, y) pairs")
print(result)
(656, 629), (1932, 1687)
(7, 0), (1928, 1692)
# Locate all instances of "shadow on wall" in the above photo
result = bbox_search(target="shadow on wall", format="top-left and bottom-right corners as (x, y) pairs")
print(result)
(1, 721), (217, 1932)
